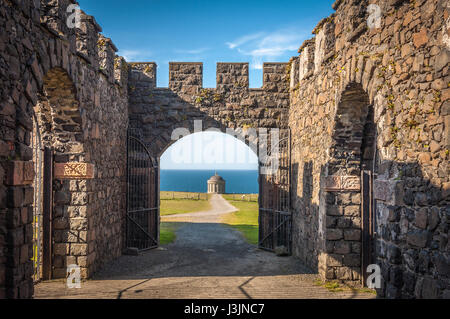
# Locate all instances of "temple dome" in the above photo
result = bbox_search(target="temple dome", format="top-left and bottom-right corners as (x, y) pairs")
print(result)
(208, 174), (224, 182)
(207, 172), (226, 194)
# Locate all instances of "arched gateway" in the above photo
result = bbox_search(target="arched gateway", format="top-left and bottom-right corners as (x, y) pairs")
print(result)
(126, 62), (293, 253)
(1, 0), (448, 299)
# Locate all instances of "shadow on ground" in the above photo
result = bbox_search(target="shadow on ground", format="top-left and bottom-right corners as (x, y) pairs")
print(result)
(93, 222), (313, 281)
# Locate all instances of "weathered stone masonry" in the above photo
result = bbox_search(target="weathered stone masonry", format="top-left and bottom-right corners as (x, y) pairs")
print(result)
(289, 0), (449, 298)
(128, 61), (290, 156)
(0, 0), (449, 300)
(0, 0), (128, 298)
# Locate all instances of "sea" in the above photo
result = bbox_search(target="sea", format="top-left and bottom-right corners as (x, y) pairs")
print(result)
(160, 169), (258, 194)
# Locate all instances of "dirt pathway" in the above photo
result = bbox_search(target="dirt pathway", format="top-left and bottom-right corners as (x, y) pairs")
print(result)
(34, 195), (375, 299)
(161, 194), (238, 223)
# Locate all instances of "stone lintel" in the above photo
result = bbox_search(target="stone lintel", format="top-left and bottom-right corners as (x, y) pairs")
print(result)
(324, 175), (360, 192)
(54, 162), (94, 179)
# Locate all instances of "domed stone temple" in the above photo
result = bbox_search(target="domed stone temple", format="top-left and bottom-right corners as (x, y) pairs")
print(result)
(207, 173), (226, 194)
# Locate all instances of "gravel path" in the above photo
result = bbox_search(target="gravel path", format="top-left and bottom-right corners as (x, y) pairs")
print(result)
(34, 195), (375, 299)
(161, 194), (237, 223)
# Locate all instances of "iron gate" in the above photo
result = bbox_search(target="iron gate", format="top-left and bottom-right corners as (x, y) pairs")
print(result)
(258, 129), (292, 254)
(126, 131), (159, 250)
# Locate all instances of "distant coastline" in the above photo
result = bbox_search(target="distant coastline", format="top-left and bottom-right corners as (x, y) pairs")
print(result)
(160, 169), (258, 194)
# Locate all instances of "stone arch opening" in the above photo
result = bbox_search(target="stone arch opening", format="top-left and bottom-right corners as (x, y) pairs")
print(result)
(328, 83), (374, 176)
(31, 67), (88, 281)
(160, 130), (259, 192)
(34, 68), (84, 155)
(157, 130), (260, 248)
(321, 82), (376, 286)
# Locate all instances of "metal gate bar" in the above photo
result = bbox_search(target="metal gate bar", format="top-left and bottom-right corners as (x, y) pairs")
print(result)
(126, 131), (159, 251)
(258, 129), (292, 254)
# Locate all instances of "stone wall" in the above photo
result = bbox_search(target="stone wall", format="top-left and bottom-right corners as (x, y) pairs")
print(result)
(1, 0), (448, 300)
(0, 0), (128, 298)
(128, 62), (290, 157)
(289, 0), (449, 298)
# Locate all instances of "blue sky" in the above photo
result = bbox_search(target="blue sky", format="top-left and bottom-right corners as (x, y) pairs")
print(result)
(77, 0), (335, 170)
(161, 132), (258, 170)
(77, 0), (335, 87)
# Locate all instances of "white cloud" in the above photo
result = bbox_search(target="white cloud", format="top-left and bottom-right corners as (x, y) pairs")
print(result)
(226, 32), (266, 49)
(227, 28), (307, 69)
(174, 48), (210, 55)
(119, 50), (152, 62)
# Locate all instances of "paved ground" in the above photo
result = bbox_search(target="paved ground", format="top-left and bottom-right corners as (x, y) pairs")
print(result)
(34, 195), (375, 299)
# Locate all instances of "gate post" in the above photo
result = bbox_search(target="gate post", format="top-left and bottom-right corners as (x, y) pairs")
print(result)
(361, 170), (374, 286)
(42, 147), (53, 280)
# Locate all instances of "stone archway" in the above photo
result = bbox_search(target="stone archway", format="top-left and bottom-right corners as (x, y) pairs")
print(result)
(127, 62), (290, 159)
(320, 82), (375, 286)
(32, 67), (89, 280)
(35, 67), (84, 154)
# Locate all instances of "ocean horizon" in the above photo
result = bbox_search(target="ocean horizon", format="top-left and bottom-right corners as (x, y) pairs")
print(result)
(160, 169), (259, 194)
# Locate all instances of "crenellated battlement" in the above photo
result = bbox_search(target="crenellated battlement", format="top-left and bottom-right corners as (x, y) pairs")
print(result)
(128, 62), (289, 91)
(37, 0), (126, 86)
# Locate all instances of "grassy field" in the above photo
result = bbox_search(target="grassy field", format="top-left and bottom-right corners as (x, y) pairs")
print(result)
(222, 194), (258, 202)
(160, 191), (209, 200)
(160, 222), (179, 245)
(159, 192), (259, 246)
(160, 192), (211, 216)
(221, 199), (259, 245)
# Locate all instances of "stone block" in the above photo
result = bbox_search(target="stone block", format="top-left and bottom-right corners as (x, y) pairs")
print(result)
(54, 163), (95, 180)
(7, 187), (24, 208)
(343, 254), (361, 267)
(336, 266), (353, 280)
(4, 161), (34, 186)
(326, 254), (344, 267)
(373, 179), (404, 206)
(344, 229), (361, 241)
(54, 191), (70, 205)
(415, 208), (428, 229)
(53, 217), (69, 230)
(53, 243), (69, 256)
(386, 244), (401, 264)
(407, 230), (429, 248)
(334, 241), (351, 254)
(70, 243), (88, 256)
(327, 205), (343, 216)
(344, 205), (360, 217)
(71, 192), (88, 205)
(327, 229), (343, 240)
(67, 206), (87, 218)
(70, 218), (88, 231)
(324, 176), (360, 192)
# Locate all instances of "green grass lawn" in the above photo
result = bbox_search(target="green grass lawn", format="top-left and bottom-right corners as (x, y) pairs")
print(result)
(221, 198), (259, 245)
(160, 222), (179, 245)
(160, 194), (211, 216)
(160, 191), (209, 201)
